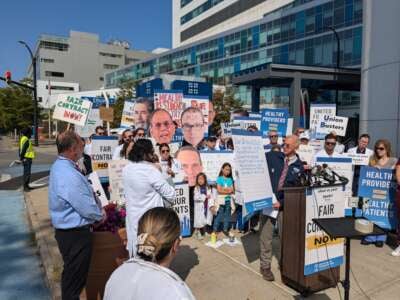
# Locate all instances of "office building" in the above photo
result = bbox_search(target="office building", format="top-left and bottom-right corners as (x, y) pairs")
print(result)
(172, 0), (293, 47)
(29, 30), (152, 91)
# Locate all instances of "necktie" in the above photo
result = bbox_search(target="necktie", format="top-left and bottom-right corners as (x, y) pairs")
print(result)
(278, 158), (289, 191)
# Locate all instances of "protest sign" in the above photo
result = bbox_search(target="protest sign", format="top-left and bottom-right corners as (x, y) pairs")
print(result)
(309, 104), (336, 139)
(91, 136), (119, 182)
(53, 95), (92, 126)
(260, 108), (289, 138)
(358, 167), (397, 230)
(120, 100), (135, 128)
(231, 129), (273, 218)
(221, 122), (240, 138)
(199, 151), (235, 183)
(154, 90), (184, 126)
(99, 106), (114, 122)
(183, 95), (209, 134)
(286, 117), (293, 136)
(88, 172), (109, 207)
(75, 108), (102, 138)
(315, 156), (353, 215)
(108, 160), (129, 205)
(344, 153), (370, 166)
(304, 186), (345, 275)
(173, 182), (191, 237)
(233, 116), (262, 131)
(316, 115), (348, 137)
(297, 144), (315, 166)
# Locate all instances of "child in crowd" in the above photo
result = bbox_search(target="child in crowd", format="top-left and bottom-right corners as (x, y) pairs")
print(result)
(193, 173), (216, 239)
(213, 163), (235, 235)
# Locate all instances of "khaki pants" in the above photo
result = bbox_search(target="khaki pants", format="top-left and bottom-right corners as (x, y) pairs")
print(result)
(259, 213), (282, 270)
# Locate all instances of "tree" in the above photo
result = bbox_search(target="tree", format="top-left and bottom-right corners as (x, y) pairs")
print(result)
(110, 78), (140, 128)
(0, 81), (40, 133)
(211, 88), (243, 132)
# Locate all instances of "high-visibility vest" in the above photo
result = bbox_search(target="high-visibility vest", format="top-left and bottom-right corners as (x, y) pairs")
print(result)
(19, 136), (35, 159)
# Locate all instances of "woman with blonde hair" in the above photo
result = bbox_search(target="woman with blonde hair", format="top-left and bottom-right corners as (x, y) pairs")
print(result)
(104, 207), (195, 300)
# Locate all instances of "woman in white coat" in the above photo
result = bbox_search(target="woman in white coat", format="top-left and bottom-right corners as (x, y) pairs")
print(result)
(104, 207), (195, 300)
(122, 139), (176, 257)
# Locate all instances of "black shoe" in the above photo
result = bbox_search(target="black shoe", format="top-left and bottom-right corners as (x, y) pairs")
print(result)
(260, 268), (275, 281)
(375, 241), (384, 248)
(361, 239), (371, 246)
(23, 185), (33, 192)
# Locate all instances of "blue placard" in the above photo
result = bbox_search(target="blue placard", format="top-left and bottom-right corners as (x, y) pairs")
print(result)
(358, 166), (397, 230)
(172, 128), (184, 143)
(136, 78), (164, 98)
(81, 96), (116, 108)
(260, 108), (289, 138)
(171, 80), (212, 98)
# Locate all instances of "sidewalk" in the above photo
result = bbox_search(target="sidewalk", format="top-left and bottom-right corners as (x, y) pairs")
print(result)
(25, 187), (400, 300)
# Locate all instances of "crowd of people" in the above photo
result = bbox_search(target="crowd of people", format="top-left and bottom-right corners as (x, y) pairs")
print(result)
(40, 100), (400, 300)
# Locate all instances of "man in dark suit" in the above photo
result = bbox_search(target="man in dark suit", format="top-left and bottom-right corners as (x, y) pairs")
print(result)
(259, 135), (304, 281)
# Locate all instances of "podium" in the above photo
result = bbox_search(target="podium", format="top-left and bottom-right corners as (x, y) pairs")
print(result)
(281, 186), (340, 295)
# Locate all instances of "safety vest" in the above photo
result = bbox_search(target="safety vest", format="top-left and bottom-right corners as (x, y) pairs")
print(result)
(19, 136), (35, 159)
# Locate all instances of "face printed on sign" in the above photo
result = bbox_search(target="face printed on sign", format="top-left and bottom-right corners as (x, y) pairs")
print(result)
(149, 109), (176, 145)
(134, 101), (151, 129)
(181, 107), (206, 147)
(176, 147), (203, 186)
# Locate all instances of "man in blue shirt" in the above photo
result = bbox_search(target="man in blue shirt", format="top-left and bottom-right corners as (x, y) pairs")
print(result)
(49, 130), (103, 300)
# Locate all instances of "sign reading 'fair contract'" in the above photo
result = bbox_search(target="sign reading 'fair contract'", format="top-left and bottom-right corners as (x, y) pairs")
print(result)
(53, 95), (92, 126)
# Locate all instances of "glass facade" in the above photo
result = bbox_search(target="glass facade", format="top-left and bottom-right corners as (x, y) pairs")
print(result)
(106, 0), (362, 107)
(181, 0), (225, 25)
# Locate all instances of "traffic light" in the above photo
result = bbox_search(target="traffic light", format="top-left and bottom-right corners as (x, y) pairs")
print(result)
(5, 70), (11, 84)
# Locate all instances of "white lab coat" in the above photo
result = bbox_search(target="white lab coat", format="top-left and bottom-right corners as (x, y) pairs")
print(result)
(193, 186), (216, 228)
(104, 258), (195, 300)
(312, 148), (343, 166)
(123, 161), (176, 257)
(346, 146), (373, 157)
(112, 144), (124, 160)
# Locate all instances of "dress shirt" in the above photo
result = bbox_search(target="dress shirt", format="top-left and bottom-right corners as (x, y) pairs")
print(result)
(48, 156), (103, 229)
(112, 144), (124, 160)
(347, 146), (373, 157)
(312, 148), (343, 166)
(123, 161), (176, 256)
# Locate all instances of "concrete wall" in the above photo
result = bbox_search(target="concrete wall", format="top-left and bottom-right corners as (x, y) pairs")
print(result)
(360, 0), (400, 156)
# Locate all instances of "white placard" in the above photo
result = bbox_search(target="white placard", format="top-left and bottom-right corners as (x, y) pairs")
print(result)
(304, 186), (345, 275)
(286, 117), (294, 136)
(173, 182), (191, 237)
(90, 136), (119, 182)
(75, 109), (102, 138)
(344, 153), (370, 166)
(199, 151), (235, 183)
(183, 96), (209, 133)
(120, 100), (135, 128)
(297, 144), (315, 166)
(88, 172), (109, 207)
(309, 104), (336, 139)
(316, 115), (349, 137)
(108, 160), (129, 204)
(154, 90), (184, 126)
(233, 116), (262, 131)
(53, 95), (92, 126)
(231, 129), (273, 218)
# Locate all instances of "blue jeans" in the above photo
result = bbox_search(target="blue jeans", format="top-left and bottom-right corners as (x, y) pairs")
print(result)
(213, 203), (231, 232)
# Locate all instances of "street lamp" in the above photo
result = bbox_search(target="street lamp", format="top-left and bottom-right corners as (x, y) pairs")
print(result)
(18, 40), (39, 146)
(325, 26), (340, 107)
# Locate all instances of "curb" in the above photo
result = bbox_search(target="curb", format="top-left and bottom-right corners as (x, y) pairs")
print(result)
(24, 190), (62, 300)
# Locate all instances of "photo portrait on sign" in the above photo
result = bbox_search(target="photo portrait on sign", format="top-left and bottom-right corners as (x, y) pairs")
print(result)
(133, 98), (152, 129)
(175, 146), (203, 187)
(149, 108), (176, 145)
(181, 107), (207, 148)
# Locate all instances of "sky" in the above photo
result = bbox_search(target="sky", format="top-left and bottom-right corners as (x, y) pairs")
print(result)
(0, 0), (172, 83)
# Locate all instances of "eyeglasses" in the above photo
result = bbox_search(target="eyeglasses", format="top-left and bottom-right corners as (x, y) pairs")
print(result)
(376, 147), (385, 151)
(153, 121), (173, 129)
(136, 133), (145, 137)
(161, 149), (170, 154)
(269, 135), (278, 138)
(97, 132), (105, 136)
(182, 123), (204, 131)
(325, 142), (336, 146)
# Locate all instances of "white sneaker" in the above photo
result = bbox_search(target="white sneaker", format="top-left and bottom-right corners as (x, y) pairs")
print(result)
(391, 245), (400, 257)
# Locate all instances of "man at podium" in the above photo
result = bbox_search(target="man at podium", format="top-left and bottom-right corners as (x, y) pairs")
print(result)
(260, 135), (304, 281)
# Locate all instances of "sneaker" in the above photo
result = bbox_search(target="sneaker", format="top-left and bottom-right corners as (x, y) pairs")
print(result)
(391, 245), (400, 257)
(260, 268), (275, 282)
(375, 241), (384, 248)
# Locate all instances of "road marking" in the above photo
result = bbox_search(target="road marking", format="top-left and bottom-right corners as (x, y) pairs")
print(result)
(0, 174), (11, 182)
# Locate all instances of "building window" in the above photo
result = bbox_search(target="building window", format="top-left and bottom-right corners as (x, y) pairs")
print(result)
(181, 0), (193, 7)
(125, 58), (140, 65)
(99, 77), (104, 81)
(46, 85), (74, 91)
(39, 41), (69, 51)
(181, 0), (225, 25)
(45, 71), (64, 78)
(103, 64), (119, 70)
(40, 58), (55, 63)
(99, 52), (123, 58)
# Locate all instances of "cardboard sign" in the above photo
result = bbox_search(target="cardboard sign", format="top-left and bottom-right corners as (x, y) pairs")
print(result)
(75, 108), (102, 138)
(99, 106), (114, 122)
(358, 167), (397, 230)
(199, 151), (235, 183)
(309, 104), (336, 139)
(173, 182), (191, 237)
(120, 100), (135, 128)
(233, 116), (262, 131)
(344, 153), (370, 166)
(297, 144), (315, 166)
(183, 96), (209, 124)
(154, 90), (184, 126)
(108, 160), (129, 205)
(53, 95), (92, 126)
(221, 122), (240, 138)
(260, 108), (289, 138)
(88, 172), (109, 207)
(304, 186), (345, 275)
(91, 136), (119, 182)
(316, 115), (348, 137)
(231, 129), (273, 218)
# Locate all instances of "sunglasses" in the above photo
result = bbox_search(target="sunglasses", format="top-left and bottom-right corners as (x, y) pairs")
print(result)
(97, 132), (105, 136)
(376, 147), (385, 151)
(153, 121), (173, 129)
(269, 135), (278, 138)
(161, 149), (170, 153)
(136, 133), (145, 137)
